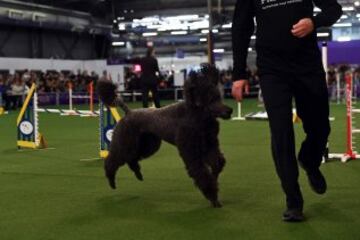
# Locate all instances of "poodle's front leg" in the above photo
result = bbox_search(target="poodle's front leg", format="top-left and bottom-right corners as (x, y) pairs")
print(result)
(182, 156), (221, 208)
(207, 150), (226, 180)
(176, 129), (222, 207)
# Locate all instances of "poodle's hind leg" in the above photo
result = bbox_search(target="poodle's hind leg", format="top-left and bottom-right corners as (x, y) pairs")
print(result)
(105, 123), (138, 189)
(126, 133), (162, 181)
(139, 133), (162, 159)
(128, 161), (144, 181)
(105, 151), (126, 189)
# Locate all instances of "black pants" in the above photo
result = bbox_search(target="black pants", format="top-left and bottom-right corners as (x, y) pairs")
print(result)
(141, 84), (161, 108)
(260, 71), (331, 210)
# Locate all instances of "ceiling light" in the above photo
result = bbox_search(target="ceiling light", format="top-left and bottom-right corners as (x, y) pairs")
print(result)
(171, 31), (188, 35)
(342, 6), (355, 11)
(317, 32), (330, 37)
(118, 24), (126, 31)
(112, 42), (125, 47)
(222, 23), (232, 29)
(165, 15), (199, 21)
(142, 32), (158, 37)
(213, 49), (225, 53)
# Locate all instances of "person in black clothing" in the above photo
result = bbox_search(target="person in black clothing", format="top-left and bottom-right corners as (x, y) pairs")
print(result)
(140, 47), (161, 108)
(231, 0), (342, 221)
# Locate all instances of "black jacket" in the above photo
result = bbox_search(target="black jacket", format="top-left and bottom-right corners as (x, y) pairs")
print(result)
(232, 0), (343, 80)
(140, 56), (160, 85)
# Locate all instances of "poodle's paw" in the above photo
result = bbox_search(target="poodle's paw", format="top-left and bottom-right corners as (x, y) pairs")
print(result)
(109, 181), (116, 190)
(212, 200), (222, 208)
(107, 174), (117, 189)
(135, 171), (144, 181)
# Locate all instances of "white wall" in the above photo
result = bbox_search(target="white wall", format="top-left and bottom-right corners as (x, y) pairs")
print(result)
(0, 58), (84, 73)
(0, 58), (123, 75)
(157, 53), (256, 72)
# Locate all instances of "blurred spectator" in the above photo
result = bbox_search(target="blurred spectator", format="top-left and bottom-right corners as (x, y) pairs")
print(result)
(328, 65), (337, 101)
(0, 75), (5, 108)
(140, 47), (161, 108)
(10, 77), (25, 109)
(100, 70), (111, 82)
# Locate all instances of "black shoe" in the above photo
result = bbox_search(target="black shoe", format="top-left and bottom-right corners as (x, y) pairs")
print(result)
(282, 209), (305, 222)
(307, 169), (327, 195)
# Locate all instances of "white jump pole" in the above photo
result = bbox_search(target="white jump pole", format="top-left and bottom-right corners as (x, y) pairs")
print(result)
(34, 90), (40, 147)
(352, 70), (357, 103)
(232, 102), (245, 121)
(322, 42), (328, 83)
(69, 82), (73, 111)
(336, 72), (341, 105)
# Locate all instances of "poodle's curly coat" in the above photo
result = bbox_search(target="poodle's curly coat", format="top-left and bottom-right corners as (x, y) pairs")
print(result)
(97, 66), (233, 207)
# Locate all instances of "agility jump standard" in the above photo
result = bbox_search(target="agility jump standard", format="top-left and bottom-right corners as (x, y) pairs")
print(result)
(38, 82), (99, 117)
(328, 72), (360, 163)
(99, 101), (121, 158)
(65, 82), (97, 116)
(17, 83), (47, 149)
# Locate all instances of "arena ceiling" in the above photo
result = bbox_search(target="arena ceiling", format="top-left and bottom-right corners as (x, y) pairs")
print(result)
(1, 0), (359, 56)
(12, 0), (360, 21)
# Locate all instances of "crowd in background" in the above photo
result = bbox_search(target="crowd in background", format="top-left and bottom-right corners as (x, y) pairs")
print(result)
(123, 66), (260, 92)
(327, 64), (360, 100)
(1, 64), (360, 111)
(0, 69), (104, 110)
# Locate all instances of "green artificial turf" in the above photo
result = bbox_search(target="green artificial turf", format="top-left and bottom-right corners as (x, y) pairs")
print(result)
(0, 99), (359, 240)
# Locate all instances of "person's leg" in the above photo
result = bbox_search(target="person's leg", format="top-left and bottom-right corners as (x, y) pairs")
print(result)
(150, 85), (161, 108)
(142, 85), (149, 108)
(4, 93), (10, 110)
(260, 74), (304, 212)
(294, 71), (330, 193)
(11, 95), (16, 110)
(16, 95), (21, 109)
(13, 96), (18, 109)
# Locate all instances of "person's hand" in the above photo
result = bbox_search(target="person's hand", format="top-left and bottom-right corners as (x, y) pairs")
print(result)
(232, 80), (249, 102)
(291, 18), (314, 38)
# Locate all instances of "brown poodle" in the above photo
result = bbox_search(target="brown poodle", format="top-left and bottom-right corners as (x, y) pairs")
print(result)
(97, 65), (233, 208)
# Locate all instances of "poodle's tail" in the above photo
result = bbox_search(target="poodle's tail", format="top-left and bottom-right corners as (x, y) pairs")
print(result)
(96, 80), (130, 114)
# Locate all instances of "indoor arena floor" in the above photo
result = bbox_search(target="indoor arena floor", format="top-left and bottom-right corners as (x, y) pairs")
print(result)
(0, 100), (359, 240)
